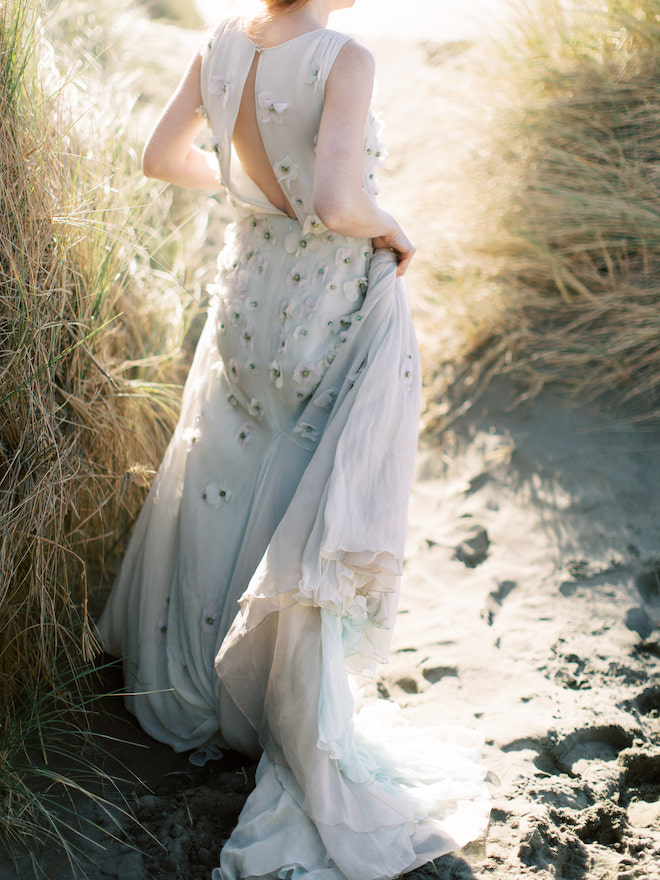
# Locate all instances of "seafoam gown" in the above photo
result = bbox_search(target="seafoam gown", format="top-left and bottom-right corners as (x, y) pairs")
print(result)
(98, 17), (491, 880)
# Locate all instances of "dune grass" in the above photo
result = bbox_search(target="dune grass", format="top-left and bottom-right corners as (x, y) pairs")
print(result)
(423, 0), (660, 431)
(0, 0), (221, 855)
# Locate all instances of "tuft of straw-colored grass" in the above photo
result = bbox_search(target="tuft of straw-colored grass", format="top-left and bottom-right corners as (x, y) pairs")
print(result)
(0, 662), (152, 876)
(423, 0), (660, 432)
(0, 0), (225, 850)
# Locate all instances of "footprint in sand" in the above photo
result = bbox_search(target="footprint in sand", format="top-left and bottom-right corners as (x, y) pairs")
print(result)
(453, 525), (490, 568)
(482, 579), (516, 625)
(636, 685), (660, 718)
(546, 725), (638, 776)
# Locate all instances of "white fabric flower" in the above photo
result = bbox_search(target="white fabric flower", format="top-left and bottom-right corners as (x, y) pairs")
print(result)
(182, 426), (201, 446)
(236, 423), (253, 450)
(293, 422), (320, 443)
(336, 248), (354, 268)
(304, 62), (321, 91)
(201, 604), (222, 633)
(302, 214), (324, 236)
(343, 277), (368, 303)
(247, 398), (264, 420)
(313, 388), (337, 410)
(269, 361), (284, 389)
(202, 483), (231, 507)
(258, 93), (289, 124)
(210, 76), (230, 105)
(279, 300), (296, 323)
(240, 324), (255, 351)
(273, 155), (299, 183)
(292, 363), (320, 385)
(228, 359), (240, 381)
(287, 265), (306, 292)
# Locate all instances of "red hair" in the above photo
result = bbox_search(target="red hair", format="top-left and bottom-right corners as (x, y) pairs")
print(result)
(261, 0), (311, 8)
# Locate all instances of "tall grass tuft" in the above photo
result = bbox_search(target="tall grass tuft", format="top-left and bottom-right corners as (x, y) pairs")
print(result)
(0, 0), (221, 849)
(424, 0), (660, 430)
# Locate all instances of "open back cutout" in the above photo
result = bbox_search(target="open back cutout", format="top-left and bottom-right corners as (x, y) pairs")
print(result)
(231, 51), (297, 219)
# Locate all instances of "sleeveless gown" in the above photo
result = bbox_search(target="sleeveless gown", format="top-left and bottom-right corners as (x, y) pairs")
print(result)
(98, 17), (490, 880)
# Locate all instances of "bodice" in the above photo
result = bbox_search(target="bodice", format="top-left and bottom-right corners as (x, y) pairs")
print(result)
(199, 16), (384, 228)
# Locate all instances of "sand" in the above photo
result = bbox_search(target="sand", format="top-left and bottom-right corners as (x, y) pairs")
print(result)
(2, 11), (659, 880)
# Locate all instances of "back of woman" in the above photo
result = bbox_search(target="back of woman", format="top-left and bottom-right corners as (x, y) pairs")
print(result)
(97, 2), (491, 878)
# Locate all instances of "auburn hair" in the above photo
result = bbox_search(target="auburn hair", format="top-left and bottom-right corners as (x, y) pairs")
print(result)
(261, 0), (311, 8)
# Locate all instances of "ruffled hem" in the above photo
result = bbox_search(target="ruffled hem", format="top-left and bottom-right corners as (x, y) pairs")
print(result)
(213, 252), (491, 880)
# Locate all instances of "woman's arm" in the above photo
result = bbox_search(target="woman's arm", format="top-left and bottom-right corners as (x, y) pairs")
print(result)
(142, 49), (221, 191)
(312, 40), (415, 275)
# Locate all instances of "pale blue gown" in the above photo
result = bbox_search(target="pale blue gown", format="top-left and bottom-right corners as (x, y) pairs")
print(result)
(98, 17), (490, 880)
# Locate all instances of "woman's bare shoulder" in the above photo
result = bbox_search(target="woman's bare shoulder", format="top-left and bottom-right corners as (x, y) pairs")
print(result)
(326, 36), (375, 94)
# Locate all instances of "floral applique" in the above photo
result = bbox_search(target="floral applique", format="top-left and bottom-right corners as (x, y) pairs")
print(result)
(237, 423), (253, 450)
(287, 266), (306, 292)
(273, 156), (299, 183)
(240, 323), (255, 351)
(279, 300), (297, 323)
(182, 426), (201, 447)
(252, 254), (268, 276)
(247, 398), (264, 420)
(304, 62), (321, 91)
(269, 361), (284, 389)
(293, 363), (320, 385)
(285, 232), (315, 256)
(258, 93), (289, 124)
(155, 615), (168, 644)
(365, 171), (379, 195)
(321, 314), (339, 336)
(210, 76), (230, 105)
(228, 359), (240, 382)
(343, 277), (368, 302)
(195, 105), (208, 119)
(293, 325), (309, 341)
(201, 605), (221, 633)
(313, 263), (329, 286)
(232, 269), (249, 294)
(260, 223), (277, 246)
(313, 388), (337, 409)
(202, 483), (231, 506)
(336, 248), (354, 268)
(293, 422), (320, 443)
(301, 294), (320, 317)
(401, 354), (414, 389)
(303, 215), (324, 236)
(228, 305), (242, 327)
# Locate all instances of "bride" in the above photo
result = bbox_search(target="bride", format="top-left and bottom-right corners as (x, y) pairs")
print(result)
(98, 1), (491, 877)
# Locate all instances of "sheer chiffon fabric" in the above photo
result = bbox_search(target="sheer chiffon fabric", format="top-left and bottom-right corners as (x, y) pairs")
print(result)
(98, 16), (490, 880)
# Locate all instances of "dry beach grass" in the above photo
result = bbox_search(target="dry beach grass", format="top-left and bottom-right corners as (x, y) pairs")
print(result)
(0, 0), (659, 877)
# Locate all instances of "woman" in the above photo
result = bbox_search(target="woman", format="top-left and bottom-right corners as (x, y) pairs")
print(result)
(98, 1), (491, 877)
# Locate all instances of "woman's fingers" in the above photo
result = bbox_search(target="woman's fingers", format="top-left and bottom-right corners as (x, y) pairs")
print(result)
(372, 231), (415, 276)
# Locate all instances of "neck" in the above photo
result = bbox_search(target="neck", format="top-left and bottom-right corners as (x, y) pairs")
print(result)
(268, 1), (334, 28)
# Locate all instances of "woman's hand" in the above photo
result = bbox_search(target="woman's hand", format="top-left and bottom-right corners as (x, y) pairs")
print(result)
(372, 225), (415, 276)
